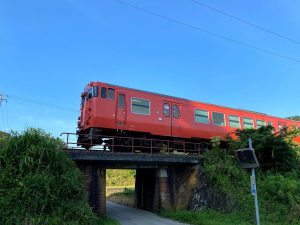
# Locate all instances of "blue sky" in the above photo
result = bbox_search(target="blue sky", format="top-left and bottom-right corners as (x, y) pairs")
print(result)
(0, 0), (300, 137)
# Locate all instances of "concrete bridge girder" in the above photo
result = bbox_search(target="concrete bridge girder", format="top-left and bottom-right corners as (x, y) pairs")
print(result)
(72, 151), (204, 216)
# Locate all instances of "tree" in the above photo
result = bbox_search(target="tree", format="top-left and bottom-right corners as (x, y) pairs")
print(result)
(287, 115), (300, 121)
(228, 126), (299, 173)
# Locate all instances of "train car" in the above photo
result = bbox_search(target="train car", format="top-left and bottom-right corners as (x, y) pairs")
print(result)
(77, 81), (300, 149)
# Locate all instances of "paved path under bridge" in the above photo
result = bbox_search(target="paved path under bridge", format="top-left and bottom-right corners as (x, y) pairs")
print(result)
(107, 201), (189, 225)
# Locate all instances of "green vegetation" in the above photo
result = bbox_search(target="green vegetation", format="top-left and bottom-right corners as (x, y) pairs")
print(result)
(106, 169), (135, 187)
(0, 128), (119, 225)
(161, 210), (253, 225)
(106, 169), (135, 207)
(107, 188), (135, 207)
(163, 126), (300, 225)
(287, 115), (300, 121)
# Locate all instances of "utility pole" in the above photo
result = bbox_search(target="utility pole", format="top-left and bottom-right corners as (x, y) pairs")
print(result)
(0, 94), (7, 105)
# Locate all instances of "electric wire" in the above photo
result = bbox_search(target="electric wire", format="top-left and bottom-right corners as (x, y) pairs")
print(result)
(189, 0), (300, 45)
(7, 94), (78, 112)
(114, 0), (300, 63)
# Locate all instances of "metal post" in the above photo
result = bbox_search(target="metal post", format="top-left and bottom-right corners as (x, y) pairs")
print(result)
(248, 138), (260, 225)
(66, 133), (69, 149)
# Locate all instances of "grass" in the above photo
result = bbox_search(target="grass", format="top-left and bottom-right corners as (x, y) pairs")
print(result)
(107, 188), (135, 208)
(98, 217), (120, 225)
(161, 210), (300, 225)
(161, 210), (252, 225)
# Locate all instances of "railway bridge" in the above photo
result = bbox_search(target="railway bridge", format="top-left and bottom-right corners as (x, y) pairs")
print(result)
(67, 150), (205, 217)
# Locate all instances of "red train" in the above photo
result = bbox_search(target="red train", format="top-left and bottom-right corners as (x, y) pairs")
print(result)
(77, 81), (300, 149)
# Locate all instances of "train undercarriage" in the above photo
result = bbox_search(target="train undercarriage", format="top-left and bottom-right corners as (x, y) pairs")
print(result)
(75, 128), (210, 154)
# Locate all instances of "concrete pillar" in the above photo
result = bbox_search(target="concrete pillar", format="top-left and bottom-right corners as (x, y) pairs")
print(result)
(135, 165), (204, 212)
(78, 164), (106, 217)
(157, 168), (172, 210)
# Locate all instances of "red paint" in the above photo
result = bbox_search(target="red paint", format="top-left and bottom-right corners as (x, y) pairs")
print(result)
(78, 82), (300, 145)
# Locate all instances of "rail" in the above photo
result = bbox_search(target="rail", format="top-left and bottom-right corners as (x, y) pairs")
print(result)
(60, 132), (208, 155)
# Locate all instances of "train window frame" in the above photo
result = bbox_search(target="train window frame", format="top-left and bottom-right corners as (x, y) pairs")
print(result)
(228, 115), (241, 128)
(243, 117), (254, 128)
(173, 105), (179, 119)
(107, 88), (115, 99)
(256, 120), (266, 129)
(131, 97), (150, 115)
(81, 95), (86, 107)
(87, 88), (93, 100)
(163, 103), (170, 117)
(118, 94), (125, 108)
(212, 112), (226, 126)
(101, 87), (107, 98)
(93, 86), (99, 97)
(195, 109), (210, 124)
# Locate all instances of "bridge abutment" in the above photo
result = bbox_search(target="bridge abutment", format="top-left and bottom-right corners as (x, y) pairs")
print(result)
(78, 164), (106, 217)
(135, 165), (204, 212)
(70, 152), (204, 216)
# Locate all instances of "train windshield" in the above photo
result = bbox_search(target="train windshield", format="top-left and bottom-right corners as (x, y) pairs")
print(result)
(87, 86), (99, 100)
(81, 95), (86, 108)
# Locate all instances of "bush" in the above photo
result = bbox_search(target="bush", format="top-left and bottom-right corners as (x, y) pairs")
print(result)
(0, 128), (106, 225)
(202, 131), (300, 224)
(228, 126), (299, 173)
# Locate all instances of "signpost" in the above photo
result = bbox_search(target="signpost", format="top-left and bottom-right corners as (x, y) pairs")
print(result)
(236, 138), (260, 225)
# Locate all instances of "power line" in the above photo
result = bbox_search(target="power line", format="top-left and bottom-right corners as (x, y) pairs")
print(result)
(188, 0), (300, 45)
(114, 0), (300, 63)
(6, 94), (78, 112)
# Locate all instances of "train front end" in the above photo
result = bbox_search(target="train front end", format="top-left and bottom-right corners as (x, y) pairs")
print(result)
(77, 82), (99, 148)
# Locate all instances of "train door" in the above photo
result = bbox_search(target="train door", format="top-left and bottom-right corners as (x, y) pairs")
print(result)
(171, 104), (181, 137)
(163, 102), (181, 137)
(116, 93), (126, 126)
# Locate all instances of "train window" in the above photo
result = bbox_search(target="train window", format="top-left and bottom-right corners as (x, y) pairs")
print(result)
(87, 88), (93, 100)
(212, 112), (225, 126)
(108, 88), (115, 99)
(243, 118), (254, 128)
(101, 87), (107, 98)
(118, 94), (125, 108)
(81, 95), (86, 107)
(256, 120), (266, 128)
(163, 103), (170, 117)
(228, 115), (240, 128)
(195, 109), (209, 124)
(268, 122), (273, 126)
(131, 97), (150, 115)
(93, 86), (99, 97)
(173, 105), (179, 119)
(278, 123), (282, 130)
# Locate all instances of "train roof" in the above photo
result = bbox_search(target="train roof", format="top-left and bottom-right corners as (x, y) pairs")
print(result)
(92, 81), (299, 124)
